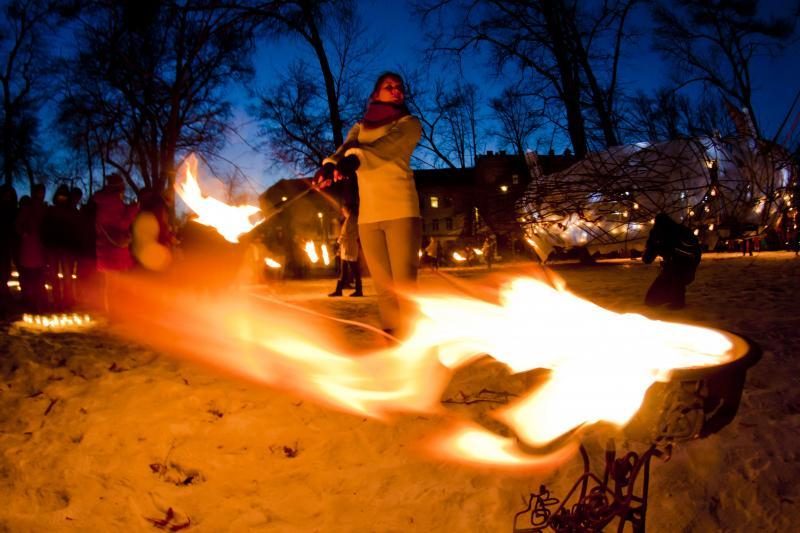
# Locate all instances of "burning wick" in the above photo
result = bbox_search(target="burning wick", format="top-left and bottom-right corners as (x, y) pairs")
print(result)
(18, 313), (94, 331)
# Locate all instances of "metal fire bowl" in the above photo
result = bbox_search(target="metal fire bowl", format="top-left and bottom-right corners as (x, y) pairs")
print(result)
(624, 330), (760, 444)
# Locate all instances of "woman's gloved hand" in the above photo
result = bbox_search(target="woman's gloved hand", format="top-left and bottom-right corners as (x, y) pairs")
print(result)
(313, 162), (335, 189)
(336, 154), (360, 181)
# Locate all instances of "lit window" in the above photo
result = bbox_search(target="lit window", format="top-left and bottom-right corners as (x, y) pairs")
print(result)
(430, 196), (439, 208)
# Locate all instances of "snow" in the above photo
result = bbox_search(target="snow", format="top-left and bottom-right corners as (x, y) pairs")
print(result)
(1, 252), (798, 531)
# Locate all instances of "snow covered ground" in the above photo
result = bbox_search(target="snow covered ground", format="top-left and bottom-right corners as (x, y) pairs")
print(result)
(1, 251), (798, 532)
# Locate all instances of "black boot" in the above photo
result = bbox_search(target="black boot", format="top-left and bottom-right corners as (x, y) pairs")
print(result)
(350, 277), (363, 297)
(328, 280), (343, 297)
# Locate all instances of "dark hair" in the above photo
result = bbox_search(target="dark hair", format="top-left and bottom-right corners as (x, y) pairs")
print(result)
(53, 184), (70, 203)
(370, 71), (405, 100)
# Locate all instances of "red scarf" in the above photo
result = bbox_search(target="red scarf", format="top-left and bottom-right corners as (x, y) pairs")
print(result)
(360, 101), (409, 129)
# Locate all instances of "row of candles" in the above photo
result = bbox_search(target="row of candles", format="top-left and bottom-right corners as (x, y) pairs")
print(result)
(20, 313), (93, 329)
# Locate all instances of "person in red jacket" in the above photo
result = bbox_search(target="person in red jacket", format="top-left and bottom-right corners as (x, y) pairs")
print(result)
(91, 173), (139, 312)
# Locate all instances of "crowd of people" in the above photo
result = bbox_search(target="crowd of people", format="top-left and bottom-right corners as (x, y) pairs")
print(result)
(0, 174), (172, 316)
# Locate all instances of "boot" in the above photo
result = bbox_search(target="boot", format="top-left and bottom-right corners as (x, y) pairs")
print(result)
(350, 277), (363, 297)
(328, 280), (343, 297)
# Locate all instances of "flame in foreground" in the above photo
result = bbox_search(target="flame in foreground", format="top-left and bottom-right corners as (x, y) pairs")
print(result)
(175, 155), (263, 243)
(111, 271), (734, 469)
(264, 258), (282, 269)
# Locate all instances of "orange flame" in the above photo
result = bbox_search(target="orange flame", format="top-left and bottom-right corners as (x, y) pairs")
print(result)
(264, 258), (282, 269)
(304, 241), (319, 263)
(321, 244), (331, 266)
(175, 155), (263, 243)
(110, 271), (735, 469)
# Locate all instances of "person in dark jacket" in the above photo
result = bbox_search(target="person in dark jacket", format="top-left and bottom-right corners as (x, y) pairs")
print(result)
(0, 184), (18, 311)
(642, 213), (702, 309)
(42, 184), (80, 310)
(328, 204), (363, 297)
(15, 185), (48, 312)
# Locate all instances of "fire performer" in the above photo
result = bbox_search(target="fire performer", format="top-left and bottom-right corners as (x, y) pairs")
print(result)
(642, 213), (702, 309)
(315, 72), (422, 339)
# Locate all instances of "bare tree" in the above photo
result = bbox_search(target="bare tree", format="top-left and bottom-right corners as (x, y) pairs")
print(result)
(57, 1), (255, 200)
(418, 0), (640, 158)
(653, 0), (797, 139)
(255, 60), (334, 171)
(404, 73), (484, 169)
(490, 85), (543, 157)
(0, 0), (76, 187)
(249, 0), (375, 174)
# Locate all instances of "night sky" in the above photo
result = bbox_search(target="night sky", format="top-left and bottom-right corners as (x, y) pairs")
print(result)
(222, 0), (800, 193)
(22, 0), (800, 197)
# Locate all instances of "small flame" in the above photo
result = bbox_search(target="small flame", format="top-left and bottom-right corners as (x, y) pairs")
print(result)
(321, 244), (331, 266)
(18, 313), (94, 331)
(305, 241), (319, 263)
(265, 258), (282, 269)
(175, 154), (263, 243)
(452, 252), (466, 262)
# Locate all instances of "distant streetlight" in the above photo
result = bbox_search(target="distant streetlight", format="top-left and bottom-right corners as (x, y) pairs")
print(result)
(281, 196), (288, 202)
(499, 185), (508, 193)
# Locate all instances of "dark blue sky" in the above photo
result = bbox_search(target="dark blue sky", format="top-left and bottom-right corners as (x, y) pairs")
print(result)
(224, 0), (800, 193)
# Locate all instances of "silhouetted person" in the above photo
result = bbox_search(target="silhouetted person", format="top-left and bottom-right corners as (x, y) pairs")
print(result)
(329, 204), (362, 297)
(42, 184), (80, 310)
(481, 235), (497, 270)
(424, 236), (440, 270)
(643, 213), (702, 310)
(0, 184), (18, 311)
(73, 187), (97, 308)
(15, 185), (48, 312)
(92, 173), (139, 313)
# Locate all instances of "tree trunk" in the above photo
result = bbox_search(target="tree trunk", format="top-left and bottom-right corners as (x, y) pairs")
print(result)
(542, 0), (588, 158)
(303, 3), (344, 148)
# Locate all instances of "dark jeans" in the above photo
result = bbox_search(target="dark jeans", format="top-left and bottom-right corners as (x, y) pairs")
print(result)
(19, 267), (47, 313)
(645, 268), (688, 308)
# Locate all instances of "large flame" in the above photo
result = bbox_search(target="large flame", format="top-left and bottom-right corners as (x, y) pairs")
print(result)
(110, 269), (734, 470)
(175, 155), (263, 243)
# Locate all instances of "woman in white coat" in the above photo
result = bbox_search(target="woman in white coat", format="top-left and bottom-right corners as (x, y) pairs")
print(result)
(317, 72), (422, 338)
